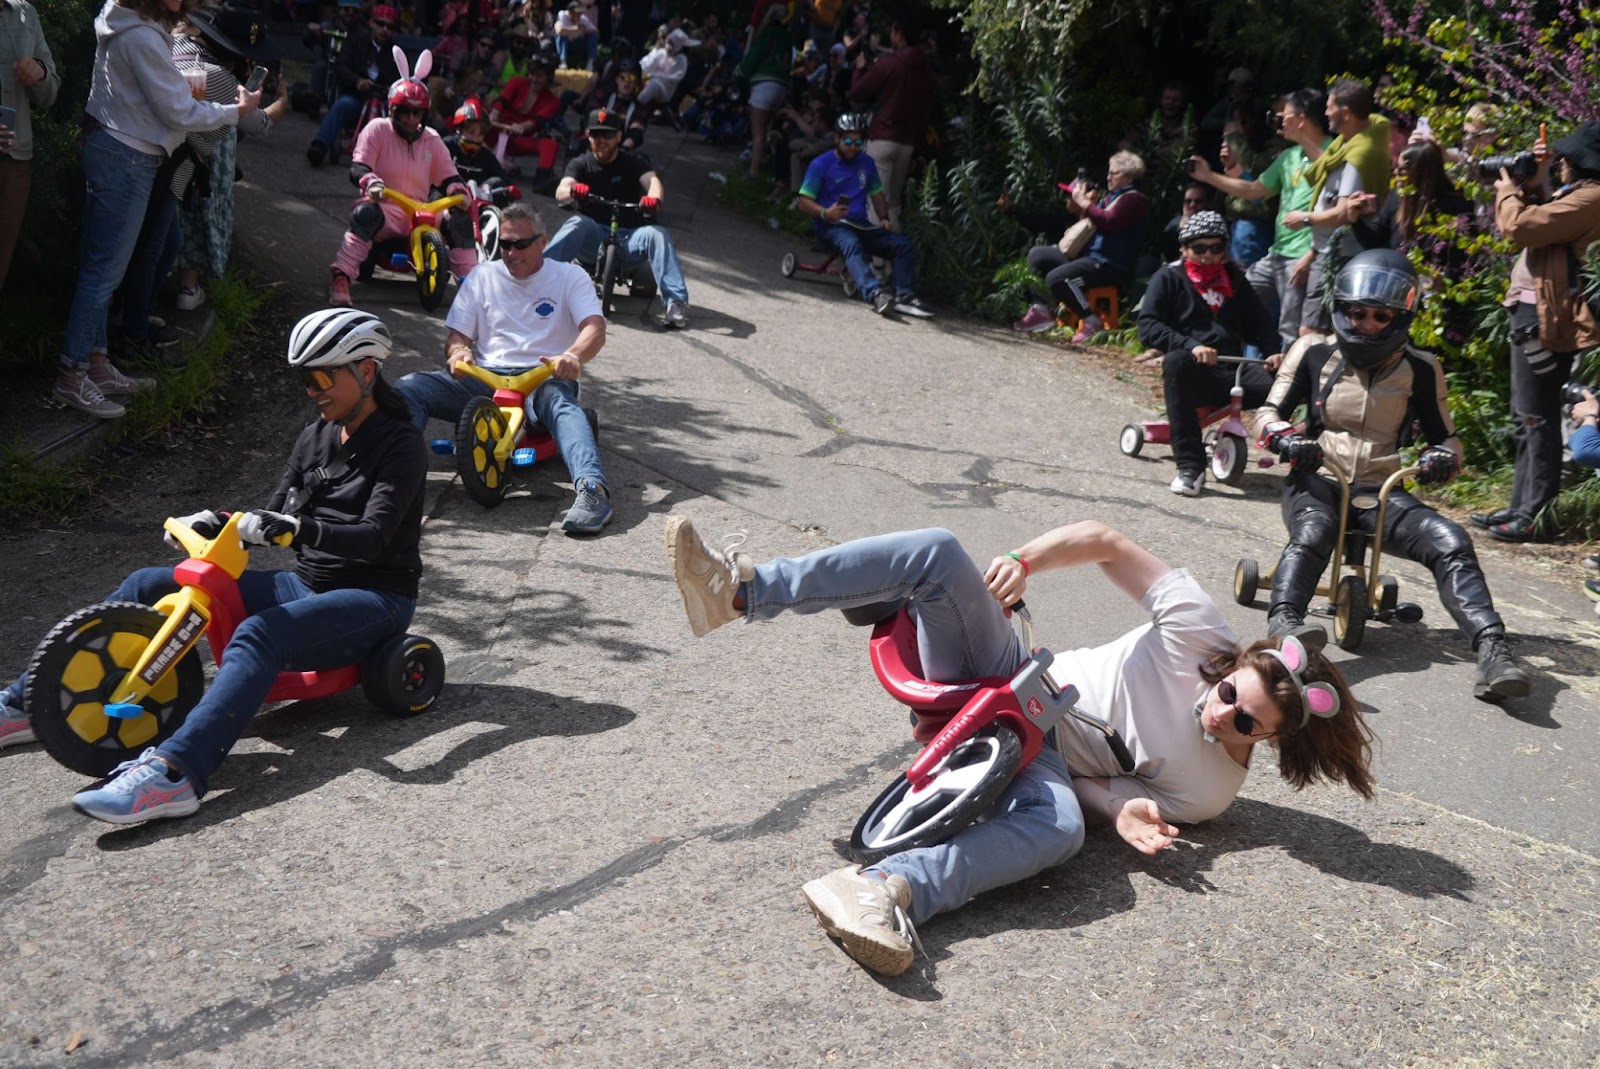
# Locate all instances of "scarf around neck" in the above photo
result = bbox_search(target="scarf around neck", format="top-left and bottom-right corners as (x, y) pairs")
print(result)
(1185, 260), (1233, 311)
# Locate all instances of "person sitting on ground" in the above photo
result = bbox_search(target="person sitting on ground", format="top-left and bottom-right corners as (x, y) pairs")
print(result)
(1255, 249), (1531, 700)
(794, 111), (934, 318)
(444, 97), (506, 184)
(488, 54), (562, 187)
(553, 0), (595, 71)
(1138, 211), (1280, 498)
(1013, 150), (1150, 342)
(329, 63), (476, 306)
(307, 3), (402, 166)
(637, 27), (698, 115)
(0, 309), (429, 818)
(661, 514), (1374, 976)
(1159, 181), (1214, 262)
(547, 107), (692, 328)
(394, 203), (613, 534)
(780, 86), (834, 195)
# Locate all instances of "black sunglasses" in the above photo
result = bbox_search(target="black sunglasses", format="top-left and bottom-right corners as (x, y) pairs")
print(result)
(1187, 240), (1226, 255)
(1342, 305), (1397, 325)
(1216, 679), (1271, 737)
(501, 234), (544, 250)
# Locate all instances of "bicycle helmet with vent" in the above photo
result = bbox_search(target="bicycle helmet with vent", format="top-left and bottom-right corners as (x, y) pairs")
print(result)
(836, 112), (870, 134)
(287, 308), (393, 369)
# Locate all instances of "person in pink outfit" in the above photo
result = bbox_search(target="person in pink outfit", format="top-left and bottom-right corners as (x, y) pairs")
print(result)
(330, 52), (476, 305)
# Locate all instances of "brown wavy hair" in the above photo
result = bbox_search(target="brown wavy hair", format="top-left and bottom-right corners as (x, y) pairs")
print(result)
(119, 0), (203, 29)
(1200, 638), (1374, 799)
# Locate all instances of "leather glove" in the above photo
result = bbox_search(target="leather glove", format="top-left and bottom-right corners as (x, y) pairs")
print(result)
(639, 195), (660, 213)
(1279, 435), (1324, 471)
(1415, 445), (1460, 486)
(164, 509), (224, 549)
(570, 182), (590, 199)
(238, 509), (301, 547)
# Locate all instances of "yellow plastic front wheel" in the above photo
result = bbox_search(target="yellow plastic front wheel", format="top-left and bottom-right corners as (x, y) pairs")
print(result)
(455, 397), (510, 507)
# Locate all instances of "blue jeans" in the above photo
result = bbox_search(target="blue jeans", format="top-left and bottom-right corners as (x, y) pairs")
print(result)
(61, 129), (163, 367)
(4, 567), (414, 795)
(817, 223), (916, 303)
(315, 94), (366, 146)
(742, 528), (1086, 923)
(121, 190), (183, 342)
(394, 370), (605, 488)
(543, 213), (689, 305)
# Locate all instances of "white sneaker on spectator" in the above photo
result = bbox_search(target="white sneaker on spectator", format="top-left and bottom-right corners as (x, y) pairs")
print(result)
(664, 300), (688, 329)
(894, 294), (935, 318)
(54, 368), (126, 419)
(175, 286), (206, 311)
(1170, 469), (1205, 497)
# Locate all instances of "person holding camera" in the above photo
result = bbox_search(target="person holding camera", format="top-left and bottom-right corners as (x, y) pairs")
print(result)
(1470, 122), (1600, 543)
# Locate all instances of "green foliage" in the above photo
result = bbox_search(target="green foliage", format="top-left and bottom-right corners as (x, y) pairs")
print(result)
(973, 256), (1043, 324)
(715, 171), (813, 240)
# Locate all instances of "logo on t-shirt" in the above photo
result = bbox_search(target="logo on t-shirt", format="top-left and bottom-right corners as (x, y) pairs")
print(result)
(533, 297), (557, 318)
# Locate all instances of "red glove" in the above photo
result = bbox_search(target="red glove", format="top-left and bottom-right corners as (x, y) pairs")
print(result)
(640, 195), (660, 213)
(570, 182), (591, 199)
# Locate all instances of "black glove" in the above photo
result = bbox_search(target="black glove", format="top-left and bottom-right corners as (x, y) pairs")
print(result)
(238, 509), (301, 547)
(164, 509), (225, 549)
(1280, 435), (1324, 471)
(1415, 446), (1460, 486)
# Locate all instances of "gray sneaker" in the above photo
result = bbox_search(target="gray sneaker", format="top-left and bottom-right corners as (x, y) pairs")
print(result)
(89, 358), (156, 396)
(562, 478), (614, 535)
(664, 299), (688, 329)
(871, 290), (895, 316)
(664, 515), (753, 637)
(801, 865), (920, 976)
(54, 368), (126, 419)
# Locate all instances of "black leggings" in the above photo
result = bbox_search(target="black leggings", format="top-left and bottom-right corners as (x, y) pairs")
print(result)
(1025, 246), (1120, 316)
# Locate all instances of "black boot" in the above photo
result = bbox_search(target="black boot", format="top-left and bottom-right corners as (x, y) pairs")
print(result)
(1473, 630), (1531, 701)
(1468, 507), (1514, 530)
(1267, 608), (1328, 652)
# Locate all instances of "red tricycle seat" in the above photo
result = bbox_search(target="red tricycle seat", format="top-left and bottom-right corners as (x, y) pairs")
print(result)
(869, 607), (1010, 715)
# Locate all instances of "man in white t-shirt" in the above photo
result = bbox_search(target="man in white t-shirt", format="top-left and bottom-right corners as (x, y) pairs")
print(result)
(395, 204), (613, 534)
(662, 516), (1377, 976)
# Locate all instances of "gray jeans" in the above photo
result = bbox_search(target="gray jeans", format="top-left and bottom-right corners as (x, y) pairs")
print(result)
(1245, 250), (1308, 349)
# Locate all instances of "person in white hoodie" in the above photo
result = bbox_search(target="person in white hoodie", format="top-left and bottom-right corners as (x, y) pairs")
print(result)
(55, 0), (260, 420)
(636, 28), (697, 113)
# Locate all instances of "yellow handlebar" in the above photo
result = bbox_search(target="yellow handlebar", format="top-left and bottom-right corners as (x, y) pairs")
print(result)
(379, 187), (468, 214)
(453, 360), (562, 395)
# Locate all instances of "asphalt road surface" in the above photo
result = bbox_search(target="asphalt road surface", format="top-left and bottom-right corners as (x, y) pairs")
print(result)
(2, 116), (1597, 1068)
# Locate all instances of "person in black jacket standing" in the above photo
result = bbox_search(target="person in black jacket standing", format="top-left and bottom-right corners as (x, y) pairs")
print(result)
(1138, 211), (1281, 496)
(0, 309), (431, 824)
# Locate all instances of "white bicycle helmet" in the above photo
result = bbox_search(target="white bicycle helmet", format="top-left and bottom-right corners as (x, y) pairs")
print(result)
(287, 308), (393, 369)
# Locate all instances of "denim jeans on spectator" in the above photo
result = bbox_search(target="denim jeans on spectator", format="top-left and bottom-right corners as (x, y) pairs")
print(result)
(543, 213), (689, 305)
(1244, 251), (1303, 351)
(2, 566), (414, 795)
(316, 93), (367, 146)
(817, 222), (915, 301)
(739, 528), (1087, 923)
(61, 128), (163, 368)
(395, 371), (605, 488)
(121, 191), (184, 342)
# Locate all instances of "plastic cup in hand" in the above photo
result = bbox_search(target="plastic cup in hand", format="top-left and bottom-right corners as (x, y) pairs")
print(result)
(182, 66), (207, 101)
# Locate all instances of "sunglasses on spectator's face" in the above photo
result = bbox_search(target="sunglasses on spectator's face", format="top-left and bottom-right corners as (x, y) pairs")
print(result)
(839, 136), (864, 146)
(1186, 240), (1226, 255)
(501, 234), (544, 250)
(1216, 679), (1270, 737)
(1342, 305), (1397, 325)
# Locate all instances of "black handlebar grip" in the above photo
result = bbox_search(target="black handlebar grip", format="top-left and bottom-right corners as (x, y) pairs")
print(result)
(1106, 731), (1135, 773)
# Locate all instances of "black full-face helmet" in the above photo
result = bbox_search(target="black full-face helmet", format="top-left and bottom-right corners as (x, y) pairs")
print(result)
(1331, 249), (1420, 368)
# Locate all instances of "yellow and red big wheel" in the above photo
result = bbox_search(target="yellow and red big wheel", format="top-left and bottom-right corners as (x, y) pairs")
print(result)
(416, 229), (450, 311)
(23, 602), (203, 777)
(455, 396), (511, 507)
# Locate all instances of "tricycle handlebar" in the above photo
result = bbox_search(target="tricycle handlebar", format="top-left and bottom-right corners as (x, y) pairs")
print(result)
(452, 360), (561, 395)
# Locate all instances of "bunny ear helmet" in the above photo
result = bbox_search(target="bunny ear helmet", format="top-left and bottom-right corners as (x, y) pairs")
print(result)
(393, 44), (410, 80)
(1265, 635), (1341, 729)
(414, 49), (434, 81)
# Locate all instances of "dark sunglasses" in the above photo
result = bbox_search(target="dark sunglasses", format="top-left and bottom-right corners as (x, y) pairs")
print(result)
(1216, 679), (1271, 737)
(1342, 305), (1397, 325)
(587, 128), (620, 139)
(839, 136), (865, 146)
(371, 18), (396, 28)
(501, 234), (543, 250)
(299, 367), (343, 391)
(1186, 240), (1226, 255)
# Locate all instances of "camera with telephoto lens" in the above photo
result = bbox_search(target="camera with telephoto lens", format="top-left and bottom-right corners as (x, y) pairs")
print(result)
(1475, 151), (1539, 181)
(1563, 381), (1595, 406)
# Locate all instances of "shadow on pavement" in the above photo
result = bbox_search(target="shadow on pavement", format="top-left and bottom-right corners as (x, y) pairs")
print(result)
(92, 682), (636, 848)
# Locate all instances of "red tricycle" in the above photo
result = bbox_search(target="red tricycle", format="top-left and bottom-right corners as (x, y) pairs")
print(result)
(846, 602), (1134, 863)
(22, 512), (445, 778)
(1118, 354), (1274, 486)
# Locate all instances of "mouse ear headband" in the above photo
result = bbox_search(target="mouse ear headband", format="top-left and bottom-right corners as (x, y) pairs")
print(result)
(1264, 635), (1340, 729)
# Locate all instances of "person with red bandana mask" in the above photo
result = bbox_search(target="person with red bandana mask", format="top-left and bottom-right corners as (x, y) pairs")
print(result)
(329, 54), (477, 306)
(1136, 210), (1281, 498)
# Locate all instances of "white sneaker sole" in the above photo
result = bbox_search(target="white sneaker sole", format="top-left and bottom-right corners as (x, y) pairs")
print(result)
(800, 878), (913, 976)
(73, 795), (200, 825)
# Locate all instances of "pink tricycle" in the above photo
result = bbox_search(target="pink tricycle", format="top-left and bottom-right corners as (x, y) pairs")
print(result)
(1118, 354), (1274, 486)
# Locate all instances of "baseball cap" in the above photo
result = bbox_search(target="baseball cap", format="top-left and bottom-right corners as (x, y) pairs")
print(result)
(586, 107), (624, 132)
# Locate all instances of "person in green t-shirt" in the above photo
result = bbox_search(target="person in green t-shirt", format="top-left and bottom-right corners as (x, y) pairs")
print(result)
(1190, 88), (1331, 350)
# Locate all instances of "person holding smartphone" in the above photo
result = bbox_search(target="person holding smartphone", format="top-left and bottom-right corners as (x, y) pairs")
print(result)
(0, 0), (60, 293)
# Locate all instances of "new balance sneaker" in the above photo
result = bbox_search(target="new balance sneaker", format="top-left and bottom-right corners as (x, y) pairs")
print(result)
(53, 367), (126, 419)
(87, 358), (154, 398)
(1169, 469), (1205, 497)
(0, 696), (34, 750)
(72, 749), (199, 825)
(330, 272), (352, 307)
(1012, 303), (1055, 333)
(894, 294), (935, 319)
(871, 290), (895, 316)
(1070, 313), (1105, 344)
(801, 865), (920, 976)
(664, 299), (688, 329)
(664, 515), (753, 637)
(562, 478), (614, 535)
